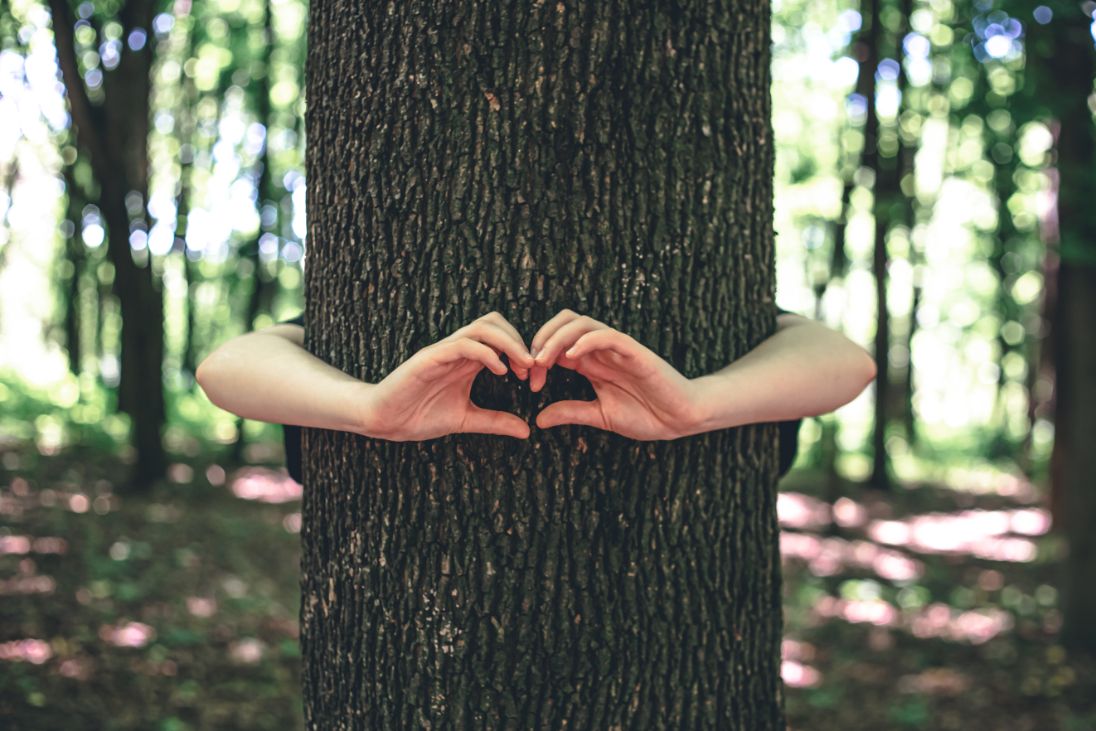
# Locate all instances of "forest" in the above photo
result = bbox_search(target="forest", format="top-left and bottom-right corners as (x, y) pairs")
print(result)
(0, 0), (1094, 728)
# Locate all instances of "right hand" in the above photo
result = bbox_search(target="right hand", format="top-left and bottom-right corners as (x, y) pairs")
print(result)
(358, 312), (534, 440)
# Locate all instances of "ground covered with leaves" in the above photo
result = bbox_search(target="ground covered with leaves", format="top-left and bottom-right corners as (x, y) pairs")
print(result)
(1, 442), (1093, 730)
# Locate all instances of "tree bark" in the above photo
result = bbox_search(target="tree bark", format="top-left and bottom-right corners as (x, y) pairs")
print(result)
(302, 2), (786, 727)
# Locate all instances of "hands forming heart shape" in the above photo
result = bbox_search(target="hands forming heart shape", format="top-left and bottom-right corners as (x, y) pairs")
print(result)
(358, 310), (709, 443)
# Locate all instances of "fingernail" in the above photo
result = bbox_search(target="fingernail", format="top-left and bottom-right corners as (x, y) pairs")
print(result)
(530, 345), (539, 357)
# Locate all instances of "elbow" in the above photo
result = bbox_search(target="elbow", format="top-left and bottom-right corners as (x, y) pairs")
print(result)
(195, 357), (209, 389)
(861, 349), (878, 386)
(194, 356), (218, 403)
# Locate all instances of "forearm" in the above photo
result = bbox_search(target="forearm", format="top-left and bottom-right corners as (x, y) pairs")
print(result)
(689, 318), (877, 431)
(196, 331), (372, 434)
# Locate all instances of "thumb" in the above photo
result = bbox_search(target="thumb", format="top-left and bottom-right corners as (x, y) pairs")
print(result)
(461, 405), (531, 439)
(535, 399), (605, 430)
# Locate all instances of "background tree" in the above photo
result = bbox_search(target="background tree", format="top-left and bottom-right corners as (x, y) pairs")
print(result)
(1020, 0), (1096, 654)
(48, 0), (167, 486)
(300, 0), (786, 727)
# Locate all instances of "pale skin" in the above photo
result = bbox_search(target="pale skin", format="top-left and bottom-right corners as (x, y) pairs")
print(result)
(196, 309), (877, 443)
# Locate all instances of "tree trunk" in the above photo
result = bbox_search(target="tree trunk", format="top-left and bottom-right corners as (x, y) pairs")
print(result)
(301, 1), (786, 728)
(233, 0), (279, 463)
(174, 8), (200, 382)
(61, 159), (85, 377)
(49, 0), (166, 487)
(893, 0), (918, 450)
(1037, 4), (1096, 654)
(857, 0), (891, 490)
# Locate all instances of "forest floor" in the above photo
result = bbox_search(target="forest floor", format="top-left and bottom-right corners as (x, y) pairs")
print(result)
(1, 441), (1094, 730)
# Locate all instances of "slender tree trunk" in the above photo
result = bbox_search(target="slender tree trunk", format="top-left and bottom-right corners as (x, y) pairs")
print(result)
(893, 0), (919, 449)
(301, 1), (786, 727)
(859, 0), (891, 490)
(1036, 5), (1096, 654)
(61, 160), (85, 377)
(1021, 244), (1054, 477)
(49, 0), (166, 487)
(172, 7), (200, 382)
(233, 0), (279, 462)
(245, 0), (277, 332)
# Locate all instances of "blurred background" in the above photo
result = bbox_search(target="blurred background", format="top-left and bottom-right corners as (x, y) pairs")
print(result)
(1, 0), (1094, 728)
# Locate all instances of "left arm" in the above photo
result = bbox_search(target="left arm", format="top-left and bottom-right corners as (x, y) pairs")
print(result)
(689, 311), (877, 432)
(528, 308), (876, 440)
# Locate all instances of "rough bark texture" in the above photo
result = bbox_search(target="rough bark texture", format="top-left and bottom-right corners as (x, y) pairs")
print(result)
(302, 2), (785, 727)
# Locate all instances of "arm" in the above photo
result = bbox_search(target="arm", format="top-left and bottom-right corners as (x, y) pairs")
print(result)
(528, 308), (876, 440)
(689, 311), (877, 431)
(195, 323), (370, 434)
(195, 312), (534, 440)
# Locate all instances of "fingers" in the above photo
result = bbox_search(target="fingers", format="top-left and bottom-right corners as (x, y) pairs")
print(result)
(535, 399), (606, 430)
(485, 314), (533, 381)
(529, 309), (606, 392)
(564, 329), (638, 361)
(529, 308), (581, 358)
(452, 312), (534, 379)
(533, 315), (609, 375)
(482, 312), (529, 356)
(529, 310), (571, 390)
(529, 363), (548, 393)
(467, 323), (535, 371)
(462, 405), (531, 439)
(431, 337), (508, 376)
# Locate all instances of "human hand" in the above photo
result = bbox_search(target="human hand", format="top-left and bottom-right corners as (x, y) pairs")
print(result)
(528, 309), (706, 440)
(360, 312), (535, 440)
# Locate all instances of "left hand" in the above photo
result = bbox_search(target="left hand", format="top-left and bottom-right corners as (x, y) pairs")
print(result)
(528, 310), (708, 440)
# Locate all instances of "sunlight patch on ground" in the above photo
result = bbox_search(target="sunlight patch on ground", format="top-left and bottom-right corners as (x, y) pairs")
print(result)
(0, 638), (52, 664)
(782, 659), (822, 688)
(99, 621), (156, 649)
(0, 535), (67, 555)
(781, 639), (822, 687)
(229, 467), (302, 503)
(867, 508), (1049, 561)
(813, 596), (1014, 644)
(229, 637), (266, 664)
(781, 532), (924, 581)
(58, 657), (91, 680)
(186, 596), (218, 618)
(777, 493), (871, 530)
(0, 556), (56, 595)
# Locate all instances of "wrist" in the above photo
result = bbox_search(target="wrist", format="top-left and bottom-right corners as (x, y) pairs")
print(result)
(347, 380), (383, 437)
(683, 373), (744, 435)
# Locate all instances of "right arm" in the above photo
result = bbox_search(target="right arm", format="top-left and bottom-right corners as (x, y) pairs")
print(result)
(195, 312), (535, 440)
(195, 322), (371, 435)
